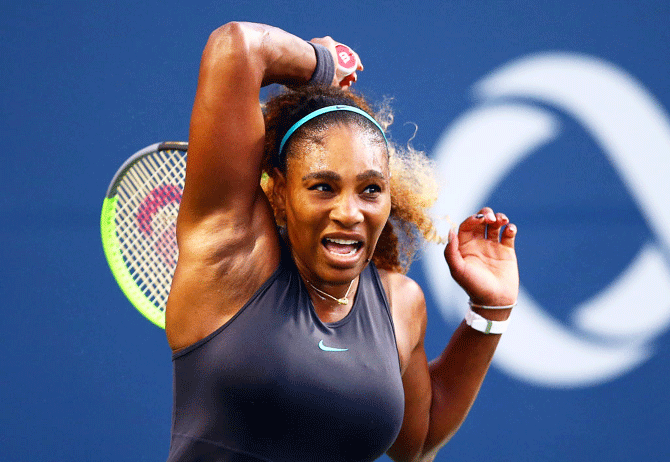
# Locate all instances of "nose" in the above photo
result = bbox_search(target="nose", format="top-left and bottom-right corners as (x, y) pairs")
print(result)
(330, 193), (364, 227)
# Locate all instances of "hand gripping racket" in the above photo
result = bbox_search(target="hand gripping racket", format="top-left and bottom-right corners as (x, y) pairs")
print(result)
(100, 141), (187, 329)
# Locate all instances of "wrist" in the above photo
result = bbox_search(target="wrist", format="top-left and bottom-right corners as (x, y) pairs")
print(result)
(468, 298), (517, 309)
(307, 42), (335, 85)
(470, 306), (512, 321)
(465, 308), (510, 334)
(468, 298), (516, 321)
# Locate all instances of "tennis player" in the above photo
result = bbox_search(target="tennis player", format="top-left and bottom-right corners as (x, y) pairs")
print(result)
(165, 21), (519, 462)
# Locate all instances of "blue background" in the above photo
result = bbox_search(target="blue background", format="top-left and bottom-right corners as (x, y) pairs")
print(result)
(2, 1), (669, 460)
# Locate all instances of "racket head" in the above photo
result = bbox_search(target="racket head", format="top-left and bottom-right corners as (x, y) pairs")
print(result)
(100, 141), (188, 329)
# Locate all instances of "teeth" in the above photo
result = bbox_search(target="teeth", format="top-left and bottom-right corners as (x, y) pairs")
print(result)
(326, 238), (359, 245)
(332, 247), (358, 256)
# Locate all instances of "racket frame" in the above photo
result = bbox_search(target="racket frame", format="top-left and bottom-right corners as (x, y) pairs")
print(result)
(100, 141), (188, 329)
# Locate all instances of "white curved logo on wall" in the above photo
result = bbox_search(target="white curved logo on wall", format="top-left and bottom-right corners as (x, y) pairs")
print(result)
(425, 53), (670, 388)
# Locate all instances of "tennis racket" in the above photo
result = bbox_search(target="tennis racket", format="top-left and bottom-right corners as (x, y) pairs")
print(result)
(101, 141), (187, 329)
(336, 44), (357, 75)
(335, 43), (359, 86)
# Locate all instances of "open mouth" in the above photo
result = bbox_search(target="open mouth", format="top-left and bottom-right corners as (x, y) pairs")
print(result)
(322, 237), (363, 257)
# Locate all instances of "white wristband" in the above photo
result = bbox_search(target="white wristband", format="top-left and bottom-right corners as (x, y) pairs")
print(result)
(468, 299), (517, 310)
(465, 308), (510, 334)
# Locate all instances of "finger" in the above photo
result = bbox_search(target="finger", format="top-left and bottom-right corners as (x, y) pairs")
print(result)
(340, 73), (356, 89)
(459, 214), (486, 239)
(353, 50), (363, 71)
(459, 207), (495, 239)
(500, 223), (517, 248)
(486, 212), (509, 241)
(480, 207), (496, 223)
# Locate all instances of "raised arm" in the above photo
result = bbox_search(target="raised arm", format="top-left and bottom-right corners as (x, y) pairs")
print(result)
(179, 22), (319, 226)
(388, 208), (519, 461)
(166, 23), (359, 351)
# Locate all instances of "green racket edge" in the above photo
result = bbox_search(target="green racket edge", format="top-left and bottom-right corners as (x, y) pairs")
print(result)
(101, 196), (166, 329)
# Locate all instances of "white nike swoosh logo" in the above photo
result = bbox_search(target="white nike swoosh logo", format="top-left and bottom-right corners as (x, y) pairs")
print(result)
(318, 340), (349, 352)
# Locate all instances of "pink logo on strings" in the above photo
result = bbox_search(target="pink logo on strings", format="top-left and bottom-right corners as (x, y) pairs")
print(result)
(136, 184), (182, 267)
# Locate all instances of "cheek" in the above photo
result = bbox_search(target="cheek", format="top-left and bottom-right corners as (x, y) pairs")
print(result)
(366, 198), (391, 234)
(285, 195), (328, 242)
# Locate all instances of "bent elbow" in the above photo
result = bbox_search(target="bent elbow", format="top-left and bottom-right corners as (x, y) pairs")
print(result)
(209, 21), (251, 46)
(203, 22), (254, 63)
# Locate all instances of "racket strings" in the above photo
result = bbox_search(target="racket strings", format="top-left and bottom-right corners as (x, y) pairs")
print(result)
(114, 149), (186, 311)
(117, 158), (182, 308)
(121, 155), (181, 257)
(117, 151), (181, 233)
(126, 151), (184, 263)
(117, 156), (180, 250)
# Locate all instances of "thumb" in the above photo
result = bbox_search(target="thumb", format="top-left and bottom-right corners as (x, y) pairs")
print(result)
(443, 228), (464, 277)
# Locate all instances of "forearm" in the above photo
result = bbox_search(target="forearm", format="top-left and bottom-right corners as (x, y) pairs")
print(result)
(199, 22), (315, 97)
(421, 308), (511, 457)
(192, 22), (316, 149)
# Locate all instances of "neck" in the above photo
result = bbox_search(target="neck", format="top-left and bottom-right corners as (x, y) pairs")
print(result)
(308, 277), (356, 305)
(305, 276), (359, 323)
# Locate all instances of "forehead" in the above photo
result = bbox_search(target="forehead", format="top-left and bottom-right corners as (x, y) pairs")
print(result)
(286, 123), (388, 178)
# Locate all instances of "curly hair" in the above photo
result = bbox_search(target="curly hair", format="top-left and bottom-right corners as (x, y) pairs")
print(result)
(261, 86), (440, 274)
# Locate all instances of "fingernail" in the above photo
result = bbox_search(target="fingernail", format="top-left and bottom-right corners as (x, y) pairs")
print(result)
(487, 212), (495, 221)
(475, 213), (485, 219)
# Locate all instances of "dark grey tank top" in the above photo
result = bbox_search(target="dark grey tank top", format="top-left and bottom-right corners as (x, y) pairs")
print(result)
(167, 248), (405, 462)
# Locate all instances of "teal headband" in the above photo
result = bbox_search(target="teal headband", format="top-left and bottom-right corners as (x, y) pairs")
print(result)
(278, 105), (388, 158)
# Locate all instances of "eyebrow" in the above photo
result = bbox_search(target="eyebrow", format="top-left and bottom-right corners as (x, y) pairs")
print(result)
(356, 170), (386, 181)
(302, 169), (386, 182)
(302, 170), (341, 182)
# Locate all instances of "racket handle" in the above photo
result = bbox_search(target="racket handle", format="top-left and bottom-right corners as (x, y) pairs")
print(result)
(335, 44), (358, 80)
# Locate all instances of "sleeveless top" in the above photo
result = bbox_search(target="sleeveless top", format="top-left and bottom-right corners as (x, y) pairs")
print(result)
(166, 248), (405, 462)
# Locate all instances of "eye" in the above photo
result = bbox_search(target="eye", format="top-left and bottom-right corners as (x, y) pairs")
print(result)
(362, 184), (382, 195)
(309, 183), (333, 193)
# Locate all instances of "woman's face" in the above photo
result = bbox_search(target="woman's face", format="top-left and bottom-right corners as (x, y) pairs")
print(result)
(275, 122), (391, 286)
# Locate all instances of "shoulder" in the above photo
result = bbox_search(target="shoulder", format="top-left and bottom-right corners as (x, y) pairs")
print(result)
(377, 269), (427, 372)
(378, 270), (426, 316)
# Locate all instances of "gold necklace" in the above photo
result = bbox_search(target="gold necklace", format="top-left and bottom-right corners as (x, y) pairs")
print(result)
(308, 278), (356, 305)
